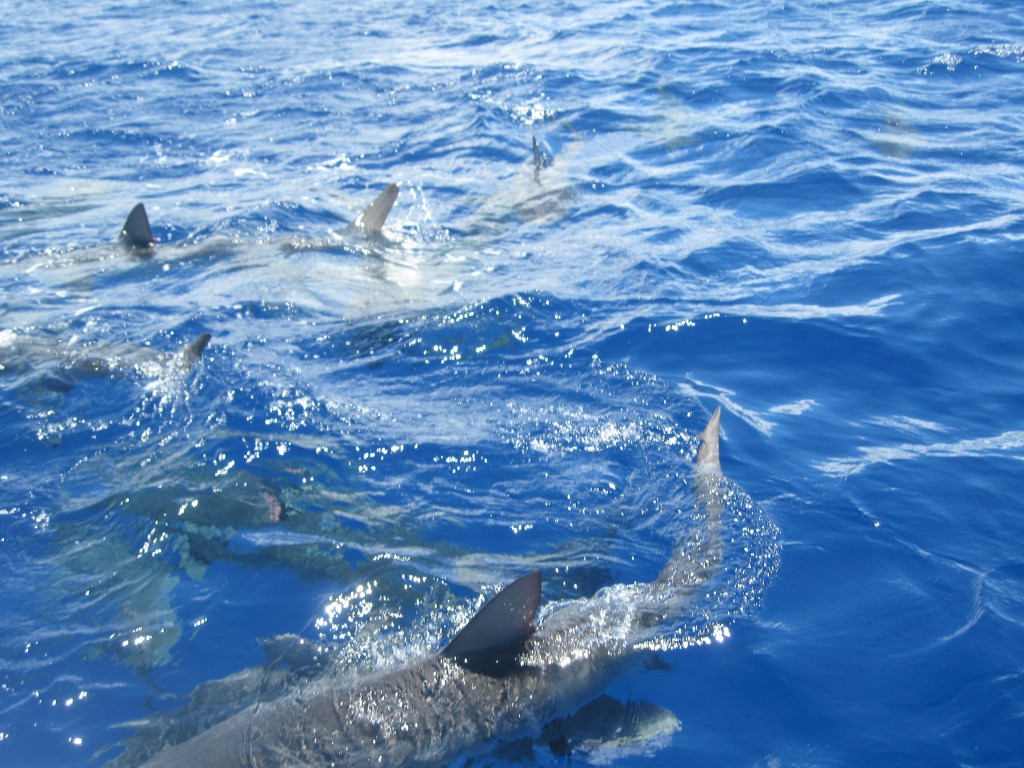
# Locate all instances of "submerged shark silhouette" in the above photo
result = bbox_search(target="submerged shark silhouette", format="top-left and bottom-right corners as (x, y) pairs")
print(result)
(134, 407), (727, 767)
(0, 328), (212, 397)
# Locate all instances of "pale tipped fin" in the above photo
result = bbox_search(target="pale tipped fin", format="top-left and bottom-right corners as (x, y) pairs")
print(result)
(443, 571), (541, 670)
(345, 183), (399, 237)
(120, 203), (155, 248)
(696, 406), (722, 472)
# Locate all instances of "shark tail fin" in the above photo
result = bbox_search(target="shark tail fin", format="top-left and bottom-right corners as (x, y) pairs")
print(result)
(696, 406), (722, 473)
(442, 571), (541, 673)
(532, 136), (551, 180)
(345, 183), (399, 237)
(649, 406), (725, 604)
(120, 203), (155, 249)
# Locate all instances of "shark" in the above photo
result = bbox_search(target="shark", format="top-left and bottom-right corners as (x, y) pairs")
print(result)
(132, 406), (727, 767)
(108, 138), (573, 325)
(0, 327), (212, 398)
(118, 183), (400, 251)
(457, 134), (577, 239)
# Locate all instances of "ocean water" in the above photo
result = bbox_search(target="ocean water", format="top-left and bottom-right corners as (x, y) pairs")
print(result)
(2, 0), (1023, 765)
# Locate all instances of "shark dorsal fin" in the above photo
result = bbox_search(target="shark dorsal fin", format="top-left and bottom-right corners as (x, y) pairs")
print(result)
(442, 571), (541, 672)
(180, 332), (212, 370)
(533, 136), (544, 178)
(345, 183), (399, 237)
(532, 136), (551, 180)
(120, 203), (155, 249)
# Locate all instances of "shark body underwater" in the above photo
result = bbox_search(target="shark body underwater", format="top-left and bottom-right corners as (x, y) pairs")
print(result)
(135, 407), (729, 767)
(0, 183), (397, 388)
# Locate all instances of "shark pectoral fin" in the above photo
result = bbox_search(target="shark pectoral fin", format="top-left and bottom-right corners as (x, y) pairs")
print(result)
(260, 633), (323, 677)
(539, 695), (681, 759)
(345, 183), (399, 237)
(120, 203), (155, 249)
(643, 653), (673, 673)
(442, 571), (541, 671)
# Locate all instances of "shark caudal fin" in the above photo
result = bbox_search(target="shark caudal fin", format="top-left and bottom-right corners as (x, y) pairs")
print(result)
(696, 406), (722, 473)
(344, 183), (399, 237)
(532, 136), (551, 180)
(648, 407), (725, 607)
(120, 203), (155, 249)
(442, 571), (541, 674)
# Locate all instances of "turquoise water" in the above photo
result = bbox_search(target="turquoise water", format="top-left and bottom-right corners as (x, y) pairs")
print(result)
(2, 1), (1023, 765)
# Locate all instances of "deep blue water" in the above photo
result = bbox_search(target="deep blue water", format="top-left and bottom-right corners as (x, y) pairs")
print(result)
(2, 0), (1024, 765)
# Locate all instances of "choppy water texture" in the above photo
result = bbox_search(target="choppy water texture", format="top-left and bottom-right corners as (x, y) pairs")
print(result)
(2, 0), (1023, 766)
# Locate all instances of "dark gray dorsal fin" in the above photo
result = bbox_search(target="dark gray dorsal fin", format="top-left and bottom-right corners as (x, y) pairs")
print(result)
(180, 332), (211, 370)
(120, 203), (155, 248)
(345, 183), (399, 237)
(443, 571), (541, 669)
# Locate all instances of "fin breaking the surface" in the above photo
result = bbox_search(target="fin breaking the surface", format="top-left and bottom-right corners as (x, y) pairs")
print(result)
(180, 332), (212, 370)
(532, 136), (551, 179)
(442, 571), (541, 671)
(696, 406), (722, 473)
(344, 183), (399, 237)
(651, 405), (725, 600)
(120, 203), (155, 249)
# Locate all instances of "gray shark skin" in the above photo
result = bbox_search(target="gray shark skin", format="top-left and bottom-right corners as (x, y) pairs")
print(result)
(135, 407), (727, 768)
